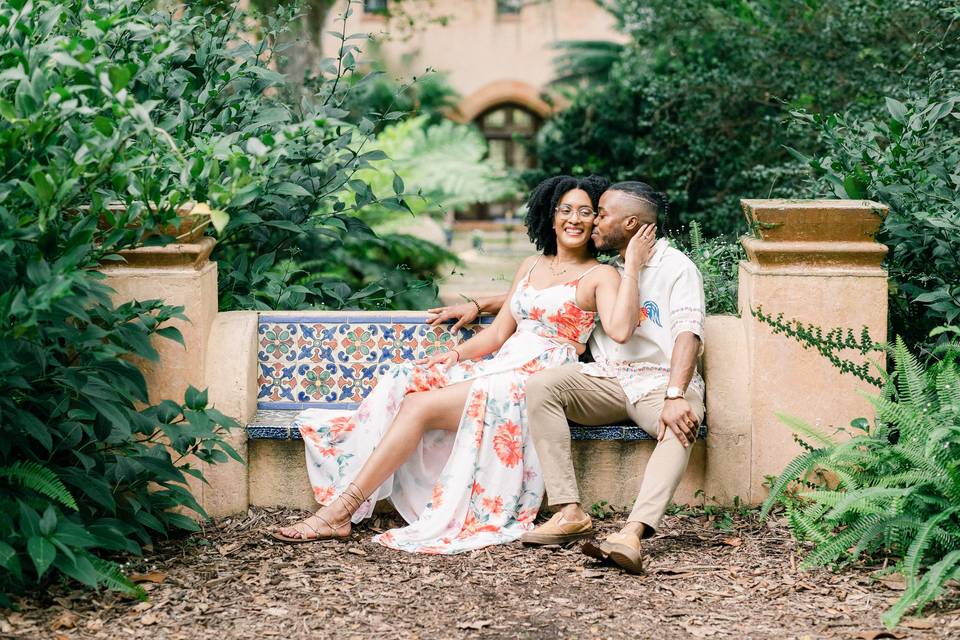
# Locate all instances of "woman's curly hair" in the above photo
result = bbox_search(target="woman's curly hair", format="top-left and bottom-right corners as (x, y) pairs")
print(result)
(524, 175), (610, 256)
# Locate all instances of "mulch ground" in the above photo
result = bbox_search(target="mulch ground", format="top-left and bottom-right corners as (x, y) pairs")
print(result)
(3, 506), (959, 640)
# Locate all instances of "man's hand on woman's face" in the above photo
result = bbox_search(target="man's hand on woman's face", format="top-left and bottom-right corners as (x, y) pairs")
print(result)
(426, 302), (478, 333)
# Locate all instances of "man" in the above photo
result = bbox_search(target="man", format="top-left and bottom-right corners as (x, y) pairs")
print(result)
(427, 181), (705, 574)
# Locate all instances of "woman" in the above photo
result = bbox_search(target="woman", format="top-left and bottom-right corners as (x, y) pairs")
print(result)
(273, 175), (654, 553)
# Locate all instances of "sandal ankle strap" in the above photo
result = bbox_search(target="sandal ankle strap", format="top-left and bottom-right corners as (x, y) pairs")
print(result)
(337, 482), (368, 514)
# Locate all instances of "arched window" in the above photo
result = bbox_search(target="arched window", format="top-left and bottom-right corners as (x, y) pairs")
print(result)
(460, 102), (543, 220)
(462, 103), (543, 221)
(476, 103), (542, 171)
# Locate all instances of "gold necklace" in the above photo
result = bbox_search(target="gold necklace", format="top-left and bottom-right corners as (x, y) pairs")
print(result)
(548, 257), (571, 276)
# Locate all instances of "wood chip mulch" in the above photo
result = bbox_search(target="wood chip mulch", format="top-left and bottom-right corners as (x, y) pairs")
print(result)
(3, 506), (959, 640)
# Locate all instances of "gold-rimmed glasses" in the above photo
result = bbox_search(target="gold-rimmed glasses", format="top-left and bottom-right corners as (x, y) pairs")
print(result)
(555, 204), (596, 220)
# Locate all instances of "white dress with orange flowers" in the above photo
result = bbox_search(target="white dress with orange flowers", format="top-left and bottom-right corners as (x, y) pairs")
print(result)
(294, 259), (600, 554)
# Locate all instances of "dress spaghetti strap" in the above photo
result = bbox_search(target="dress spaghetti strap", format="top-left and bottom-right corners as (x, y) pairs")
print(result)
(571, 262), (605, 282)
(524, 255), (542, 281)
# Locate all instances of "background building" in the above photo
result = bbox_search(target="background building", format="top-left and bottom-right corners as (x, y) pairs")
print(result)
(324, 0), (622, 219)
(318, 1), (622, 301)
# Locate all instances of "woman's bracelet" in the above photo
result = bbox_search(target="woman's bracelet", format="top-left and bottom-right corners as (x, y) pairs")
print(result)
(470, 299), (482, 315)
(623, 272), (638, 281)
(451, 348), (462, 362)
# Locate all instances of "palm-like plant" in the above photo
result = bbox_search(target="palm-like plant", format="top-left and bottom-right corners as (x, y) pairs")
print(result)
(762, 337), (960, 628)
(550, 39), (625, 86)
(351, 115), (521, 223)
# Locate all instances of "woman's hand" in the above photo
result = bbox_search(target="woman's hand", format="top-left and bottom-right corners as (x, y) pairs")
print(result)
(624, 224), (656, 271)
(426, 302), (478, 333)
(416, 348), (461, 368)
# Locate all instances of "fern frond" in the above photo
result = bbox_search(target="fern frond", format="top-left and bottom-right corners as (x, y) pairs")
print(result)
(689, 220), (703, 251)
(785, 499), (831, 545)
(802, 523), (868, 568)
(823, 486), (908, 520)
(904, 507), (960, 580)
(853, 515), (924, 556)
(89, 556), (147, 601)
(0, 461), (78, 510)
(881, 550), (960, 628)
(892, 337), (933, 425)
(775, 413), (839, 448)
(760, 448), (829, 519)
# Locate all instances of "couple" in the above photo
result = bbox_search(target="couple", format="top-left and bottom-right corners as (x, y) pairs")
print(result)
(272, 175), (705, 573)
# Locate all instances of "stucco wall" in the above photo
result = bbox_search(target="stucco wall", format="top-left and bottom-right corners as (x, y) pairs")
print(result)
(321, 0), (624, 113)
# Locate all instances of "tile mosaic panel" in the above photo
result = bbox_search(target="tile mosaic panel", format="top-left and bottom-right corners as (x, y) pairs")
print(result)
(257, 314), (492, 409)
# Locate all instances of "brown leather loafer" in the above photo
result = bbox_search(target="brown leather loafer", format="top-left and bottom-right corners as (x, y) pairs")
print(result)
(521, 512), (593, 545)
(582, 531), (643, 574)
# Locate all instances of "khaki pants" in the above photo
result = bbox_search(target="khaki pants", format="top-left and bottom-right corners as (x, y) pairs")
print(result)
(526, 363), (705, 536)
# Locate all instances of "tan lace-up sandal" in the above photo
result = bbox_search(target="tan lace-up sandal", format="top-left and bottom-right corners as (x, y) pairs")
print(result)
(271, 482), (367, 544)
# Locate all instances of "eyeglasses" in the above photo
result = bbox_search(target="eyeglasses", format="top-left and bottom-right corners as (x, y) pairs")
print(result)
(555, 205), (596, 220)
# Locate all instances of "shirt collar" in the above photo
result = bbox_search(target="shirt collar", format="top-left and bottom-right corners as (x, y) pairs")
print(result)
(606, 238), (670, 270)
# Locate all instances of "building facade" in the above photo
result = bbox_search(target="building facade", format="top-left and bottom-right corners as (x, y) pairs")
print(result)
(323, 0), (622, 217)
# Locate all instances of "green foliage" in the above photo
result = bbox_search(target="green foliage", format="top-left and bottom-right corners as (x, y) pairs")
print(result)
(680, 221), (743, 315)
(534, 0), (959, 236)
(354, 115), (520, 223)
(762, 338), (960, 628)
(752, 308), (885, 386)
(588, 500), (614, 520)
(788, 87), (960, 349)
(550, 39), (624, 86)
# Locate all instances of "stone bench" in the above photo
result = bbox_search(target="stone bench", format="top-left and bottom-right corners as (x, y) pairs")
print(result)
(250, 311), (707, 438)
(104, 199), (888, 519)
(241, 311), (711, 511)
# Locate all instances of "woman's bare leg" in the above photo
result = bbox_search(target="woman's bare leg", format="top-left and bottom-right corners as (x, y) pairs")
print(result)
(278, 380), (473, 540)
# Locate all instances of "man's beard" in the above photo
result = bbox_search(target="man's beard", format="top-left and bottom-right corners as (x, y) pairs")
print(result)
(595, 226), (628, 252)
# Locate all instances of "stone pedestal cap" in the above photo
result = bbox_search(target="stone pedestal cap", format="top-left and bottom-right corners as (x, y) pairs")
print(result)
(741, 199), (888, 271)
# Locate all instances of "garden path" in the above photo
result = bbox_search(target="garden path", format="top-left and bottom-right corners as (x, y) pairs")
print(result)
(438, 227), (534, 305)
(5, 507), (958, 639)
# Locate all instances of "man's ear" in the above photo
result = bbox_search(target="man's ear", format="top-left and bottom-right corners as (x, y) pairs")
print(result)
(622, 215), (640, 233)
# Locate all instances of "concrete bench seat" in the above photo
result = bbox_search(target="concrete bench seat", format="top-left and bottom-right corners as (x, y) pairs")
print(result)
(234, 311), (722, 512)
(246, 408), (708, 441)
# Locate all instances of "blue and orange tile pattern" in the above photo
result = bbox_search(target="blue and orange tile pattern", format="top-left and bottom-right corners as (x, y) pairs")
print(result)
(257, 313), (493, 410)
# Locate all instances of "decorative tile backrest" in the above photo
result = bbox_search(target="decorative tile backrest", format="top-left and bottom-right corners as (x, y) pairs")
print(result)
(257, 312), (494, 410)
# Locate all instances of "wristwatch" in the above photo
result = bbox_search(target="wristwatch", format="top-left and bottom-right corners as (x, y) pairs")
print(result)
(664, 386), (685, 400)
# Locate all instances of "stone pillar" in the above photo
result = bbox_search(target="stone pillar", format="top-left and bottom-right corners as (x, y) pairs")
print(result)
(102, 238), (219, 404)
(101, 237), (250, 518)
(738, 199), (888, 503)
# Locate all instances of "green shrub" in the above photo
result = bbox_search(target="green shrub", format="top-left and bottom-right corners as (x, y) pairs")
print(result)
(681, 221), (743, 316)
(533, 0), (959, 237)
(762, 337), (960, 628)
(788, 88), (960, 350)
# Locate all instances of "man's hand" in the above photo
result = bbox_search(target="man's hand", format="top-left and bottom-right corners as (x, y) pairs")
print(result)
(426, 302), (478, 333)
(658, 397), (700, 448)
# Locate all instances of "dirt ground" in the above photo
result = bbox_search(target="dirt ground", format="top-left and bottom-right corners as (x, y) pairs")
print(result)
(3, 506), (959, 640)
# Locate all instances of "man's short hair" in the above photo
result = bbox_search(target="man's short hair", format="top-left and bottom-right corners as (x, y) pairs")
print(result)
(608, 181), (668, 220)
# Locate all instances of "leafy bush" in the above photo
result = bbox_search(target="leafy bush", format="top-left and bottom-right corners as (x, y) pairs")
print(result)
(789, 88), (960, 350)
(533, 0), (959, 236)
(0, 0), (481, 602)
(0, 0), (255, 602)
(680, 221), (743, 316)
(761, 338), (960, 628)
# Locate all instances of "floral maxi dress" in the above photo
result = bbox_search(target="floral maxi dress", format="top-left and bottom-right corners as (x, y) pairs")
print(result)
(294, 261), (601, 554)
